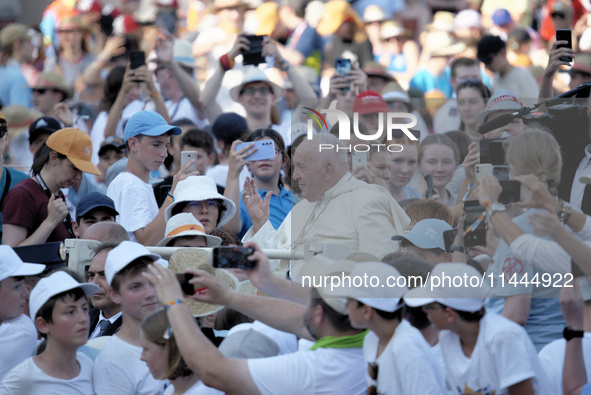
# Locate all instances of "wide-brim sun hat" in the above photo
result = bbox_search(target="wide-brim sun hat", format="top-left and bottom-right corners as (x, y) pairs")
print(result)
(168, 249), (238, 317)
(165, 176), (236, 226)
(425, 31), (466, 57)
(157, 213), (222, 247)
(32, 72), (73, 99)
(229, 67), (283, 101)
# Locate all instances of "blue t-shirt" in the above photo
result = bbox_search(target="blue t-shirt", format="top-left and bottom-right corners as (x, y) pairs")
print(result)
(289, 24), (324, 75)
(0, 167), (29, 242)
(582, 383), (591, 395)
(409, 67), (453, 98)
(402, 186), (422, 200)
(486, 208), (565, 351)
(0, 65), (33, 108)
(238, 186), (295, 239)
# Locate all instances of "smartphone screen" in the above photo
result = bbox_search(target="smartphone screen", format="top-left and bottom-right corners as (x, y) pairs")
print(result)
(463, 200), (486, 248)
(175, 273), (194, 295)
(129, 51), (145, 70)
(212, 246), (255, 269)
(242, 35), (265, 66)
(335, 58), (351, 91)
(492, 165), (510, 181)
(556, 29), (573, 62)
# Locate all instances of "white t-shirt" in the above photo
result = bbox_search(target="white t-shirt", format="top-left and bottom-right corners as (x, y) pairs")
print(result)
(205, 165), (250, 189)
(165, 97), (209, 129)
(93, 335), (166, 395)
(163, 380), (222, 395)
(0, 315), (38, 381)
(107, 172), (159, 242)
(439, 312), (551, 395)
(538, 332), (591, 395)
(0, 352), (94, 395)
(363, 320), (448, 394)
(247, 346), (367, 395)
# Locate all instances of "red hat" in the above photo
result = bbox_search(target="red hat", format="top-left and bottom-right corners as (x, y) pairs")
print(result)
(113, 14), (139, 35)
(102, 4), (121, 18)
(353, 90), (390, 115)
(77, 0), (103, 14)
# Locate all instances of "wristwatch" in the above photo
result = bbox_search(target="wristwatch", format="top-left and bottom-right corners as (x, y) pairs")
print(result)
(449, 244), (465, 253)
(486, 202), (506, 220)
(563, 326), (585, 341)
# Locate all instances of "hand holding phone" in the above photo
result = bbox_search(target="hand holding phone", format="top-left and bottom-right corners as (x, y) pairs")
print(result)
(181, 151), (198, 173)
(236, 140), (275, 162)
(424, 174), (435, 199)
(556, 29), (573, 63)
(213, 246), (256, 269)
(335, 58), (351, 91)
(242, 35), (266, 65)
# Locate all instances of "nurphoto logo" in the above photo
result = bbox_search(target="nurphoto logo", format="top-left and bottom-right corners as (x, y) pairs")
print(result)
(302, 107), (418, 153)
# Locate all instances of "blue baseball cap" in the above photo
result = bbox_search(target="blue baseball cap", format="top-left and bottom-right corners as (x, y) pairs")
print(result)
(123, 111), (181, 142)
(76, 192), (119, 220)
(391, 219), (452, 250)
(492, 9), (512, 26)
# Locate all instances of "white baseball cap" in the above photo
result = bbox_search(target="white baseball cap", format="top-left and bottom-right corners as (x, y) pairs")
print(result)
(403, 263), (489, 313)
(30, 271), (99, 320)
(105, 241), (161, 286)
(157, 213), (222, 247)
(0, 245), (45, 283)
(339, 261), (408, 313)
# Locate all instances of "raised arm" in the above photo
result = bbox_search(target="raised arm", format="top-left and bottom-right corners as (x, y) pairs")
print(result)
(539, 40), (576, 101)
(222, 141), (256, 235)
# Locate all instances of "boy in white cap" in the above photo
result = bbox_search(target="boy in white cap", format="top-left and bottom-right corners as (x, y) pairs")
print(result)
(0, 271), (99, 394)
(0, 245), (45, 380)
(404, 263), (550, 395)
(93, 241), (166, 395)
(342, 261), (448, 394)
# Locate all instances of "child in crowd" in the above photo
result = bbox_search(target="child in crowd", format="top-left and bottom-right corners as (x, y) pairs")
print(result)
(0, 271), (99, 394)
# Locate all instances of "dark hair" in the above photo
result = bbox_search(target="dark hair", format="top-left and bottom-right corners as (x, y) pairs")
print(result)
(171, 118), (196, 128)
(284, 0), (307, 18)
(247, 128), (288, 188)
(451, 305), (485, 322)
(400, 239), (445, 255)
(111, 257), (154, 292)
(357, 300), (402, 321)
(214, 307), (253, 330)
(171, 199), (227, 228)
(36, 287), (87, 339)
(141, 310), (193, 380)
(444, 130), (471, 163)
(31, 143), (67, 175)
(456, 81), (490, 102)
(450, 57), (480, 79)
(404, 199), (454, 226)
(310, 288), (359, 333)
(0, 119), (7, 136)
(180, 128), (215, 156)
(101, 65), (126, 112)
(166, 235), (206, 247)
(209, 227), (241, 246)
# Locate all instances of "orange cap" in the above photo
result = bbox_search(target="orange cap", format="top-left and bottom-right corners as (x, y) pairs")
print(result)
(46, 128), (101, 175)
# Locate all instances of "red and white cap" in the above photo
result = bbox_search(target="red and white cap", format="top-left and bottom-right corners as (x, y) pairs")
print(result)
(113, 14), (140, 35)
(77, 0), (103, 14)
(353, 90), (390, 115)
(156, 0), (179, 8)
(477, 89), (522, 124)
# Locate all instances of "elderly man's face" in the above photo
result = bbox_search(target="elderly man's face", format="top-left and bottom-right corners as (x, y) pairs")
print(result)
(292, 141), (327, 202)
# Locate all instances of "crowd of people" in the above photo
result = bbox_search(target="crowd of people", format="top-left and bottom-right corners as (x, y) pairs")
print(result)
(2, 0), (591, 393)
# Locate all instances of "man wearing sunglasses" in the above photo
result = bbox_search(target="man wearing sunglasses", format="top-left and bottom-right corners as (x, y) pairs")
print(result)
(30, 72), (72, 118)
(477, 35), (538, 103)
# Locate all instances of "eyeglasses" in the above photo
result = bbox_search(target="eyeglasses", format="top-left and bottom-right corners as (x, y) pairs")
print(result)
(33, 88), (59, 95)
(186, 200), (221, 210)
(456, 78), (482, 86)
(552, 12), (566, 19)
(241, 86), (272, 96)
(366, 362), (379, 395)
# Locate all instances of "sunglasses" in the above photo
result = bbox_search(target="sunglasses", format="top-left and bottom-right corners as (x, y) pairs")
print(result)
(367, 362), (379, 395)
(241, 86), (272, 96)
(33, 88), (59, 95)
(456, 78), (482, 86)
(552, 12), (566, 19)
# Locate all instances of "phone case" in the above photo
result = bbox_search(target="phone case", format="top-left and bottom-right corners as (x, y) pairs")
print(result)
(181, 151), (198, 172)
(352, 152), (367, 169)
(237, 140), (275, 162)
(475, 164), (492, 183)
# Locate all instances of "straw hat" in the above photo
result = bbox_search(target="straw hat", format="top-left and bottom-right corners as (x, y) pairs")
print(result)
(157, 213), (222, 247)
(380, 21), (408, 40)
(2, 105), (42, 140)
(32, 72), (73, 99)
(424, 31), (466, 57)
(168, 249), (238, 317)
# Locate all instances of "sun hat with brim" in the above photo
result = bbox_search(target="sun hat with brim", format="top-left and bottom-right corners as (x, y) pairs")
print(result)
(165, 176), (236, 225)
(403, 263), (490, 313)
(331, 261), (408, 312)
(362, 61), (393, 81)
(157, 213), (222, 247)
(46, 128), (101, 175)
(0, 245), (45, 283)
(32, 72), (73, 99)
(426, 11), (454, 32)
(230, 67), (283, 101)
(363, 5), (387, 24)
(297, 255), (357, 315)
(425, 31), (466, 57)
(30, 271), (100, 320)
(391, 218), (451, 251)
(477, 89), (522, 124)
(2, 105), (42, 140)
(316, 0), (364, 37)
(0, 24), (32, 47)
(105, 241), (161, 286)
(380, 21), (408, 40)
(173, 40), (197, 69)
(168, 249), (238, 317)
(123, 110), (182, 143)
